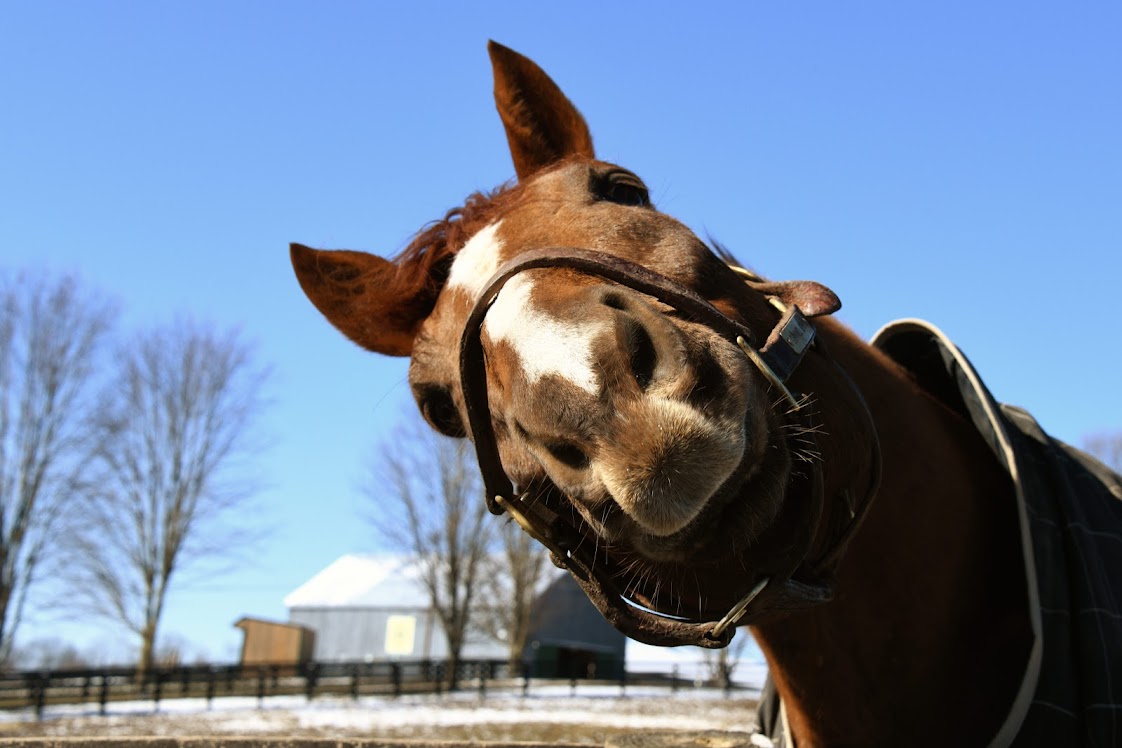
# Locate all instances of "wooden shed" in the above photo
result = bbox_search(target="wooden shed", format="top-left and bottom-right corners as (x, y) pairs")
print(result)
(234, 617), (316, 666)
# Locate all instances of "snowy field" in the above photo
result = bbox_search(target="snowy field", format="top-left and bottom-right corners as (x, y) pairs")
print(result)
(0, 684), (764, 744)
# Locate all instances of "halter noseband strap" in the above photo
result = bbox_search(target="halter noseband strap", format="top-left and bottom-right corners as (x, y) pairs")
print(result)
(458, 246), (880, 648)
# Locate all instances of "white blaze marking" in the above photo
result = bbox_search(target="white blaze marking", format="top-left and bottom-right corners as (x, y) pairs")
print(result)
(485, 275), (603, 394)
(448, 222), (602, 393)
(447, 222), (503, 300)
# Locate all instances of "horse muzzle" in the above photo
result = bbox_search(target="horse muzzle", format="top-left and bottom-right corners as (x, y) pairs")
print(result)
(457, 246), (871, 648)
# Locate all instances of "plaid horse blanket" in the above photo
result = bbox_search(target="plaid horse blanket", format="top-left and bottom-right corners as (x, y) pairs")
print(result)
(756, 319), (1122, 747)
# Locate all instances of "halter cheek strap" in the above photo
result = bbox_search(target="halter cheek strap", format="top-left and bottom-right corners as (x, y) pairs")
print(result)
(458, 246), (879, 648)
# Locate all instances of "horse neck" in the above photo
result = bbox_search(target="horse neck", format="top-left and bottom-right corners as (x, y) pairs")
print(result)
(751, 320), (1032, 747)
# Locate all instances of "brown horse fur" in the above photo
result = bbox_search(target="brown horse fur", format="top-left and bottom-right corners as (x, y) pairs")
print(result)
(292, 42), (1032, 746)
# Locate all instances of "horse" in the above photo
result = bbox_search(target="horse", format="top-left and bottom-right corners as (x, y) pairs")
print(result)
(290, 42), (1122, 747)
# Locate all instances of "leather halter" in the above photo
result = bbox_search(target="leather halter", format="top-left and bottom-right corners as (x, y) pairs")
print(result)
(458, 247), (881, 648)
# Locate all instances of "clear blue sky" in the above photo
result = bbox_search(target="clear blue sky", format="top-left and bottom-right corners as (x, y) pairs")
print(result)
(3, 2), (1119, 663)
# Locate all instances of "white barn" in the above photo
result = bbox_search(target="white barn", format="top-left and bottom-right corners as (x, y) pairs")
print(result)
(283, 554), (627, 676)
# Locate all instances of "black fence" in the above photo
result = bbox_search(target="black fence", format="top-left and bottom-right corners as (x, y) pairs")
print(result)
(0, 658), (728, 720)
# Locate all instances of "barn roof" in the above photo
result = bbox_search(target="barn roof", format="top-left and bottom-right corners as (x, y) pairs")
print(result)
(283, 554), (431, 609)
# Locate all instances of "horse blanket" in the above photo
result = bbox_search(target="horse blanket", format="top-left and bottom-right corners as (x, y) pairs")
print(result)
(755, 318), (1122, 747)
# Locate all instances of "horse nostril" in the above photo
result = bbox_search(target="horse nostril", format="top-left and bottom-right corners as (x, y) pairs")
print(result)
(546, 441), (590, 470)
(625, 319), (657, 390)
(603, 290), (657, 390)
(601, 291), (628, 311)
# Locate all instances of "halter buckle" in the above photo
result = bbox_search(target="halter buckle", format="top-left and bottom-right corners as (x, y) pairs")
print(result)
(737, 302), (817, 410)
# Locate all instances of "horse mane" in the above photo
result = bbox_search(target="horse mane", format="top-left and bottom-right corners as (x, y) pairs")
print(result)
(708, 238), (765, 280)
(388, 182), (524, 310)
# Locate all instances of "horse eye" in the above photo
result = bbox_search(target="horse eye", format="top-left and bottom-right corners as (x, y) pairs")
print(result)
(594, 170), (650, 207)
(416, 384), (466, 438)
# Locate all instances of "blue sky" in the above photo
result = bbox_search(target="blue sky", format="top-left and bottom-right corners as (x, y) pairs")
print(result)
(3, 2), (1120, 663)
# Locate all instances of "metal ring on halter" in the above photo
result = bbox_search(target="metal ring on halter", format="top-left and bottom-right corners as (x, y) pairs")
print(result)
(709, 576), (771, 640)
(494, 494), (567, 559)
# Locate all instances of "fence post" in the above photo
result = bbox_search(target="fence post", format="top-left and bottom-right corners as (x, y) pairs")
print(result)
(256, 666), (267, 707)
(99, 675), (110, 716)
(30, 673), (46, 721)
(672, 665), (679, 693)
(618, 662), (627, 696)
(206, 670), (216, 709)
(303, 662), (318, 702)
(349, 664), (359, 701)
(391, 662), (402, 698)
(522, 661), (531, 697)
(152, 670), (163, 712)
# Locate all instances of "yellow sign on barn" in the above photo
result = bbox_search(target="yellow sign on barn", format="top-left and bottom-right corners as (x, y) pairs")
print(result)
(384, 615), (416, 655)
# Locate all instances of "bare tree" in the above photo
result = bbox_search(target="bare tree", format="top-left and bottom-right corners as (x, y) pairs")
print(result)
(1084, 432), (1122, 474)
(70, 321), (267, 673)
(9, 637), (94, 672)
(367, 415), (493, 688)
(0, 272), (114, 665)
(702, 628), (754, 689)
(476, 518), (550, 672)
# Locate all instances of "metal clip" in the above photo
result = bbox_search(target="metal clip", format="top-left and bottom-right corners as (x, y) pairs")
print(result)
(709, 576), (771, 640)
(738, 336), (801, 410)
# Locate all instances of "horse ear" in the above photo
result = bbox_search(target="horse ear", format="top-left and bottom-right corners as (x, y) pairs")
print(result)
(489, 40), (595, 180)
(753, 280), (842, 318)
(290, 243), (423, 357)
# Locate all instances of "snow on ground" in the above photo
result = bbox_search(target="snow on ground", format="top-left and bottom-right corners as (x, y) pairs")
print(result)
(0, 685), (763, 743)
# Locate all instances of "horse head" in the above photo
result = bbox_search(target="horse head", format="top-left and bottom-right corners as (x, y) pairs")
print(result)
(292, 42), (874, 645)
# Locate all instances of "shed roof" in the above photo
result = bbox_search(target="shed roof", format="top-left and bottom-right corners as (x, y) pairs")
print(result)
(233, 617), (312, 632)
